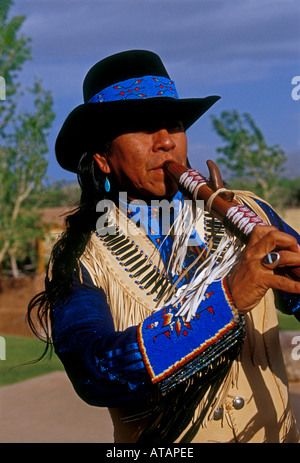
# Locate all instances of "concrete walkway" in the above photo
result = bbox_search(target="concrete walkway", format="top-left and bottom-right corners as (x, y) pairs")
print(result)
(0, 371), (113, 443)
(0, 370), (300, 443)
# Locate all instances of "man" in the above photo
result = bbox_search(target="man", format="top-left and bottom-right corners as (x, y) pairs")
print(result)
(28, 50), (300, 443)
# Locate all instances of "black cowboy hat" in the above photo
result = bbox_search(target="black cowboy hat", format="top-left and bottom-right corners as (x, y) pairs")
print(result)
(55, 50), (220, 173)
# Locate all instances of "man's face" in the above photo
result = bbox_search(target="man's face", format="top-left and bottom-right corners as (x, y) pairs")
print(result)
(95, 120), (188, 200)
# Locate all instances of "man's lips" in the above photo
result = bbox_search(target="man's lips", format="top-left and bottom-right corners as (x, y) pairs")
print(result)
(151, 161), (176, 172)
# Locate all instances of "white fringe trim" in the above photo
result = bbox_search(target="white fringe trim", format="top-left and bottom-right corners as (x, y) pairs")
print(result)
(166, 198), (203, 276)
(167, 231), (244, 321)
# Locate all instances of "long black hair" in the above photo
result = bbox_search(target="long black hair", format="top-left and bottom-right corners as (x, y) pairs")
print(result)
(27, 146), (112, 357)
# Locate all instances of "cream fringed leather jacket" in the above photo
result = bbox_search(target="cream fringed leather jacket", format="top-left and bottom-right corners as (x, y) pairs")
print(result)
(51, 192), (300, 443)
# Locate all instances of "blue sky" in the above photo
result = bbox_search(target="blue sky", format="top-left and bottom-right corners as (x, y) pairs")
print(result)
(9, 0), (300, 181)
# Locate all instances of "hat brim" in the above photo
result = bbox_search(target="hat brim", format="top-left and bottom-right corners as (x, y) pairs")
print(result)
(55, 95), (220, 173)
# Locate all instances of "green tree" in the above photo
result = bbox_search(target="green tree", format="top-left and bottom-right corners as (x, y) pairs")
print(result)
(0, 0), (55, 276)
(211, 110), (287, 204)
(0, 0), (31, 133)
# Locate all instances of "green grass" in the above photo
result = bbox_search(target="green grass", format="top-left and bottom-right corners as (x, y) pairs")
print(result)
(0, 334), (64, 387)
(277, 311), (300, 331)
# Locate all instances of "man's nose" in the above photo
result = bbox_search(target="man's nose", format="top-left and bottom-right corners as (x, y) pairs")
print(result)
(152, 128), (176, 152)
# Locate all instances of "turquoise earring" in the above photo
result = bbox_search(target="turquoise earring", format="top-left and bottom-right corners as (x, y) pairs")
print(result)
(105, 176), (111, 192)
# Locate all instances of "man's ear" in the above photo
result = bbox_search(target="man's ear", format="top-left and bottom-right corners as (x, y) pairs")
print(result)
(93, 153), (111, 174)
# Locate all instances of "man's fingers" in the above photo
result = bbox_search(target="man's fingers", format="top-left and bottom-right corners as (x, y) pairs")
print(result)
(246, 225), (277, 246)
(266, 273), (300, 295)
(275, 250), (300, 268)
(261, 250), (300, 270)
(247, 226), (300, 257)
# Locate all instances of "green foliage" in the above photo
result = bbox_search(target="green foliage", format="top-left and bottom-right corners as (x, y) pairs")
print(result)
(0, 0), (32, 134)
(221, 176), (300, 210)
(211, 110), (287, 206)
(0, 0), (55, 276)
(277, 177), (300, 208)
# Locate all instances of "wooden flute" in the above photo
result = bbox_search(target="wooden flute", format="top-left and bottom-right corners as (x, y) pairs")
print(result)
(163, 160), (300, 283)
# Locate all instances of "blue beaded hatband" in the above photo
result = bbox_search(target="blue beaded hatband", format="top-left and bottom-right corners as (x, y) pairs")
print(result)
(88, 75), (179, 103)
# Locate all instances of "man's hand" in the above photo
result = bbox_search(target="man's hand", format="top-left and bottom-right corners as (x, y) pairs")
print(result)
(227, 225), (300, 313)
